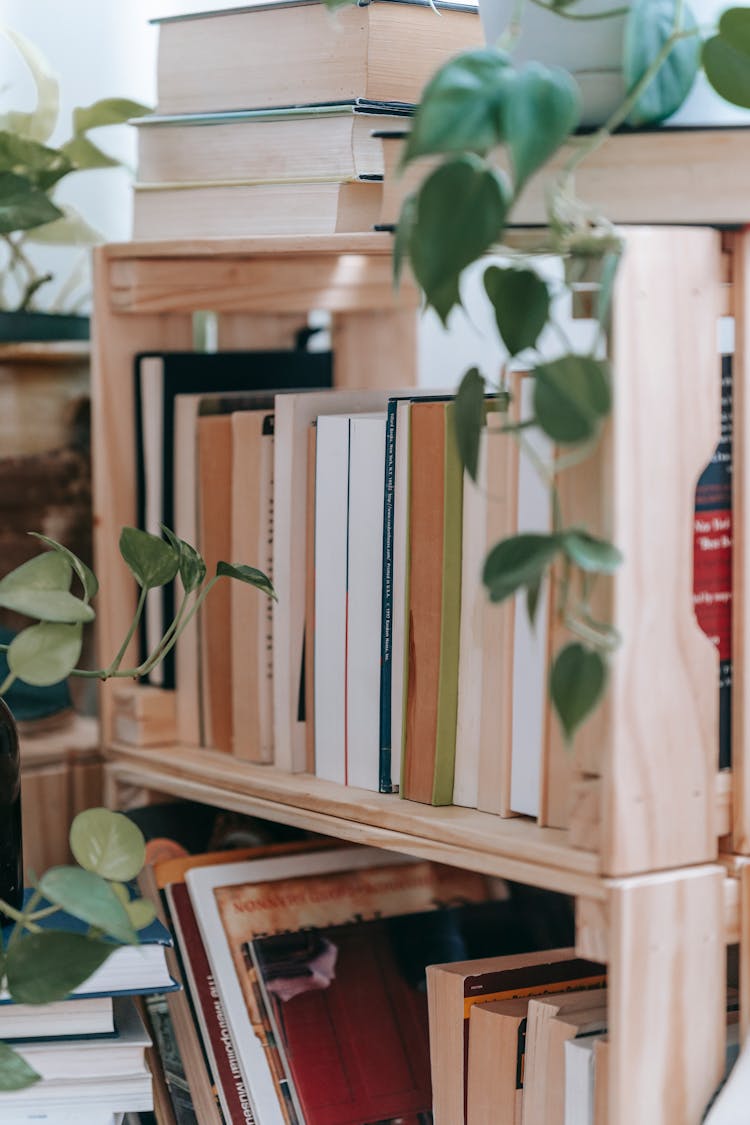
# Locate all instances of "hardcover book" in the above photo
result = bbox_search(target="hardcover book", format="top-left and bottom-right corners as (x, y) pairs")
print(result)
(693, 331), (733, 768)
(154, 1), (482, 116)
(134, 348), (332, 689)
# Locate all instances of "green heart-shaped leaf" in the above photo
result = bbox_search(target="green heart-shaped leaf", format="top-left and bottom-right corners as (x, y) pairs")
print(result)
(501, 62), (581, 190)
(703, 7), (750, 109)
(119, 527), (180, 590)
(69, 808), (146, 882)
(533, 355), (612, 444)
(6, 931), (114, 1005)
(483, 265), (551, 356)
(410, 155), (509, 324)
(403, 48), (510, 163)
(0, 171), (64, 234)
(0, 551), (71, 593)
(454, 367), (487, 482)
(0, 588), (94, 624)
(72, 98), (152, 136)
(28, 534), (98, 602)
(623, 0), (701, 126)
(483, 533), (559, 604)
(562, 530), (623, 574)
(216, 561), (276, 600)
(0, 131), (73, 192)
(38, 867), (137, 945)
(550, 642), (608, 742)
(0, 1041), (40, 1090)
(7, 622), (83, 686)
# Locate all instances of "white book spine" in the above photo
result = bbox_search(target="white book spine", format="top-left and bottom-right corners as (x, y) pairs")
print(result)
(346, 415), (387, 791)
(510, 377), (553, 818)
(314, 415), (351, 783)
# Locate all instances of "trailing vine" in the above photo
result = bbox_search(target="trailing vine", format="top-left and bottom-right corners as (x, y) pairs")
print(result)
(387, 0), (750, 740)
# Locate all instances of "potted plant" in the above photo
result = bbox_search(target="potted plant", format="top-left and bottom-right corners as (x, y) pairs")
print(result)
(0, 26), (148, 336)
(0, 26), (150, 668)
(0, 524), (273, 1090)
(383, 1), (750, 738)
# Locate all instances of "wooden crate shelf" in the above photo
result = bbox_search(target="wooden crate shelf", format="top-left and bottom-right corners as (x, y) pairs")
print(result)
(92, 225), (746, 1124)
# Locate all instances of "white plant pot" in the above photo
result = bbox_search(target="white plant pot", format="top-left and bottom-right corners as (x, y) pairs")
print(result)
(480, 0), (750, 128)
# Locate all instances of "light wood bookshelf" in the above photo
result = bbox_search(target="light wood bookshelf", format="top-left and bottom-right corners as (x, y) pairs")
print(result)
(92, 217), (747, 1124)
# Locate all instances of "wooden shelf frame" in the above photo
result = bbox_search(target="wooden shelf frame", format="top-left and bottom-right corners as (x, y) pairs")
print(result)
(92, 228), (741, 1124)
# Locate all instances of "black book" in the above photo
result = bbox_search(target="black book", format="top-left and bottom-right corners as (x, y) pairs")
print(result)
(134, 347), (332, 688)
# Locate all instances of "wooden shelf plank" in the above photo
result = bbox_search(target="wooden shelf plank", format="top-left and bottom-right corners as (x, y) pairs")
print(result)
(105, 742), (602, 898)
(103, 233), (398, 260)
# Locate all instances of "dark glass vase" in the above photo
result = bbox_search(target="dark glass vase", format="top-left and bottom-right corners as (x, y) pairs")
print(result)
(0, 698), (23, 912)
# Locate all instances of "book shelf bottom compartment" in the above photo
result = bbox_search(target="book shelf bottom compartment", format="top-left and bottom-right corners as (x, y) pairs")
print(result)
(104, 740), (601, 898)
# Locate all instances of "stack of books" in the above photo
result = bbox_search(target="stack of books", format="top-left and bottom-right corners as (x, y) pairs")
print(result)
(131, 0), (483, 239)
(0, 900), (176, 1123)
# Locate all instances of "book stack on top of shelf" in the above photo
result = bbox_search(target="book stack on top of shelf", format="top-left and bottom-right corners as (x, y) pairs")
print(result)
(0, 898), (176, 1124)
(131, 0), (483, 239)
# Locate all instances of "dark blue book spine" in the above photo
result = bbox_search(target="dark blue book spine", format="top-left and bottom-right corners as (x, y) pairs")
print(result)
(379, 400), (398, 793)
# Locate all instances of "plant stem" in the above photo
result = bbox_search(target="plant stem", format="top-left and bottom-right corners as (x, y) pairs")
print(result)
(529, 0), (629, 20)
(106, 585), (148, 675)
(137, 578), (221, 676)
(0, 673), (17, 696)
(499, 0), (528, 50)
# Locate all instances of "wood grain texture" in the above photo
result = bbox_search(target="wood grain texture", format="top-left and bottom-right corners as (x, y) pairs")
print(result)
(108, 251), (418, 316)
(104, 740), (600, 895)
(742, 863), (750, 1040)
(92, 248), (193, 740)
(332, 309), (417, 390)
(383, 130), (750, 226)
(607, 867), (725, 1125)
(732, 230), (750, 854)
(602, 227), (721, 875)
(215, 312), (306, 349)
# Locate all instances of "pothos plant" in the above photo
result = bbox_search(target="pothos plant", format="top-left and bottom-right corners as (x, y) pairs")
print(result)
(381, 0), (750, 741)
(0, 26), (150, 312)
(0, 525), (274, 1091)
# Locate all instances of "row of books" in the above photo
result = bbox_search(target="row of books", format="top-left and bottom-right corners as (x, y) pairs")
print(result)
(131, 331), (733, 822)
(132, 348), (558, 814)
(130, 0), (483, 239)
(107, 800), (742, 1125)
(124, 803), (577, 1124)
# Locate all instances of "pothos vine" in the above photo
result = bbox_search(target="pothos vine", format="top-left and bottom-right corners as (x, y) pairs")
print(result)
(379, 0), (750, 742)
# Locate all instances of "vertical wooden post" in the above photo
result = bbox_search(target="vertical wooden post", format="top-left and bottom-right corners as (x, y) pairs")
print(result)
(91, 248), (193, 741)
(608, 867), (725, 1125)
(601, 227), (721, 874)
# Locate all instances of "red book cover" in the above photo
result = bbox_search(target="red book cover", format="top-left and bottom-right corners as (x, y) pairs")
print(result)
(693, 351), (733, 768)
(167, 882), (257, 1125)
(249, 913), (437, 1125)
